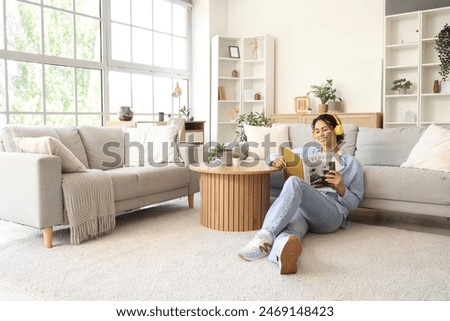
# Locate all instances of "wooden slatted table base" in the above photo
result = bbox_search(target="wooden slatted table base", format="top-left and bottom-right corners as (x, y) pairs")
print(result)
(200, 172), (270, 231)
(190, 161), (280, 232)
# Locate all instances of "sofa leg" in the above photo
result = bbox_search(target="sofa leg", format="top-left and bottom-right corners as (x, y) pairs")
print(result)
(43, 227), (53, 248)
(188, 194), (194, 208)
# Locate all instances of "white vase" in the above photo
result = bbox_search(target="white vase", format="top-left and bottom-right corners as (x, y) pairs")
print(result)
(232, 158), (240, 166)
(440, 80), (450, 93)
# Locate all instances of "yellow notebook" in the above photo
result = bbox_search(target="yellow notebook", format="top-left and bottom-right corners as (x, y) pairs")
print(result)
(282, 147), (304, 180)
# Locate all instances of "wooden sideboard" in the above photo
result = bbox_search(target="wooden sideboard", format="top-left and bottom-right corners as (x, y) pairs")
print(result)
(182, 121), (205, 144)
(270, 112), (383, 128)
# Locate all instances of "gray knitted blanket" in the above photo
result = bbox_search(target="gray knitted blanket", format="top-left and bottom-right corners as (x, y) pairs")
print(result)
(61, 170), (116, 244)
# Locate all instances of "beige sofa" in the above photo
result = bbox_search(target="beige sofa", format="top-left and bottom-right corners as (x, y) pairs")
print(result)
(0, 125), (200, 247)
(268, 123), (450, 218)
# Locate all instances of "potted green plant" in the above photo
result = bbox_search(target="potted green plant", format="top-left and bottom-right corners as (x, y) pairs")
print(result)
(234, 111), (270, 142)
(207, 143), (226, 163)
(391, 78), (412, 95)
(307, 79), (341, 113)
(436, 23), (450, 93)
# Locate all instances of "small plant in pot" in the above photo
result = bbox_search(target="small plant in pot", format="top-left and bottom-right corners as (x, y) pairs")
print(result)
(234, 111), (270, 142)
(207, 143), (226, 163)
(436, 23), (450, 93)
(232, 152), (241, 166)
(391, 78), (412, 95)
(307, 79), (341, 113)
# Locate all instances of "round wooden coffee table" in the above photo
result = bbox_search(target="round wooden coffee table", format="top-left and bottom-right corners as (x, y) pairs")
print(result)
(190, 161), (280, 231)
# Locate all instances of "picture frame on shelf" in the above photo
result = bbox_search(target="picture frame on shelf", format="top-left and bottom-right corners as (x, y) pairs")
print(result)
(228, 46), (240, 58)
(295, 96), (310, 113)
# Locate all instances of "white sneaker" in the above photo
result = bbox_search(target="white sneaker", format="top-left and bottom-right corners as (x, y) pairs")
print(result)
(238, 229), (274, 261)
(277, 235), (302, 275)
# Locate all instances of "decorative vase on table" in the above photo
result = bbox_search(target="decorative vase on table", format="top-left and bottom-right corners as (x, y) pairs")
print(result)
(118, 106), (134, 121)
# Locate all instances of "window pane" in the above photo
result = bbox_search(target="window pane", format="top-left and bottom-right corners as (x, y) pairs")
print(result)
(132, 0), (152, 29)
(111, 0), (130, 24)
(154, 32), (171, 68)
(76, 16), (101, 61)
(44, 8), (74, 58)
(77, 68), (101, 113)
(0, 1), (4, 50)
(9, 114), (44, 126)
(43, 0), (73, 11)
(153, 76), (172, 115)
(109, 71), (131, 115)
(132, 73), (152, 114)
(46, 114), (76, 126)
(0, 113), (6, 126)
(76, 0), (100, 17)
(45, 65), (75, 113)
(132, 27), (152, 65)
(0, 60), (5, 111)
(173, 37), (186, 70)
(153, 0), (171, 33)
(78, 114), (102, 126)
(6, 1), (42, 54)
(173, 5), (186, 37)
(8, 61), (43, 113)
(111, 23), (131, 62)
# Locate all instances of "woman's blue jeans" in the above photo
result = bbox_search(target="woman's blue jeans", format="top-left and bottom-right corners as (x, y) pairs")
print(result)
(262, 176), (344, 263)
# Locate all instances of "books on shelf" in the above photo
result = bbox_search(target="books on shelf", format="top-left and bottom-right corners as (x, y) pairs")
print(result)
(218, 86), (226, 100)
(282, 147), (339, 192)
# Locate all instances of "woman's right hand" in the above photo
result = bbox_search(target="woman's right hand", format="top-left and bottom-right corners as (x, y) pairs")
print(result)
(272, 157), (286, 169)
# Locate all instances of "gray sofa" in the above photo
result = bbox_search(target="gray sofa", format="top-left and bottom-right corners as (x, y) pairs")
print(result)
(0, 125), (200, 247)
(269, 123), (450, 218)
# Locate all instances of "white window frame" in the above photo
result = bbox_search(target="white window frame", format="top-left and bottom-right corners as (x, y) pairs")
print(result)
(105, 0), (192, 121)
(0, 0), (192, 126)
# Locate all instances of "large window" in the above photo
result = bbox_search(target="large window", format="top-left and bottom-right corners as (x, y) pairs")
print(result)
(0, 0), (191, 127)
(108, 0), (190, 121)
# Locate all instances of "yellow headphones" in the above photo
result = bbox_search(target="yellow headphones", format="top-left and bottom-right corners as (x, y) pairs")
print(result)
(311, 113), (344, 138)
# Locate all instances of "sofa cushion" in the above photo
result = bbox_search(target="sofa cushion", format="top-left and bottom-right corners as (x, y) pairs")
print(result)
(272, 123), (358, 155)
(1, 125), (60, 152)
(16, 136), (87, 173)
(244, 124), (289, 160)
(355, 127), (426, 166)
(54, 127), (89, 168)
(78, 126), (124, 170)
(401, 124), (450, 173)
(363, 166), (450, 206)
(104, 164), (190, 201)
(124, 125), (179, 166)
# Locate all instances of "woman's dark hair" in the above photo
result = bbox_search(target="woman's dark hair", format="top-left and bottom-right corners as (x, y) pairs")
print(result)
(311, 113), (345, 143)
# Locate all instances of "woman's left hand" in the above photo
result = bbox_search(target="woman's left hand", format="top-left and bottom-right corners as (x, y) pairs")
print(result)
(325, 170), (345, 196)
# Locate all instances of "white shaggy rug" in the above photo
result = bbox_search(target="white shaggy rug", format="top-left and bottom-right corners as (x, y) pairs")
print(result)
(0, 198), (449, 301)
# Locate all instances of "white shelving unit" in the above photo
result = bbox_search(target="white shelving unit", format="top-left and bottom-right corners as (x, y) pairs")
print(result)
(211, 35), (274, 143)
(383, 6), (450, 128)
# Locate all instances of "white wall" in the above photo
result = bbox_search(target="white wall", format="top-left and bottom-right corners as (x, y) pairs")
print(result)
(192, 0), (385, 121)
(191, 0), (228, 141)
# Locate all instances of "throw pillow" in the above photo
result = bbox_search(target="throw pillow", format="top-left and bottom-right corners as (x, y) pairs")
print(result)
(243, 124), (290, 160)
(16, 136), (87, 173)
(78, 126), (124, 170)
(125, 125), (179, 166)
(401, 124), (450, 173)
